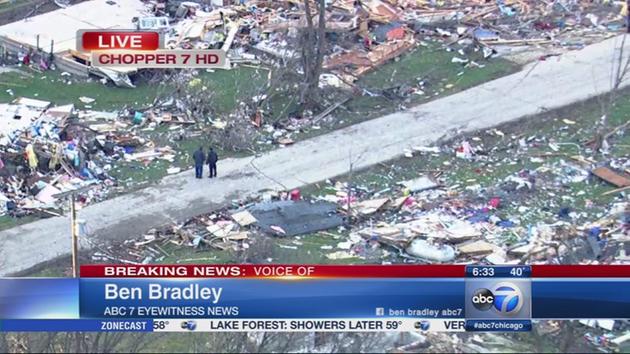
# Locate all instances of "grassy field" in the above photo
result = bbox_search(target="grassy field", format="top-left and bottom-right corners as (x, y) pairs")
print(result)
(24, 83), (628, 353)
(22, 230), (360, 279)
(0, 45), (517, 230)
(2, 43), (516, 184)
(0, 214), (37, 231)
(26, 86), (630, 278)
(0, 66), (268, 111)
(300, 88), (630, 228)
(293, 42), (518, 140)
(159, 229), (366, 265)
(0, 66), (268, 198)
(0, 42), (516, 116)
(109, 46), (517, 184)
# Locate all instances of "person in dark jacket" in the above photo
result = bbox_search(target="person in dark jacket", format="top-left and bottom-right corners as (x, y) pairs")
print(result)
(207, 147), (218, 178)
(193, 147), (205, 179)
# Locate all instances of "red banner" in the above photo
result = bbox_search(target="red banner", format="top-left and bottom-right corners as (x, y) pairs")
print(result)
(80, 264), (465, 278)
(80, 264), (630, 278)
(530, 265), (630, 277)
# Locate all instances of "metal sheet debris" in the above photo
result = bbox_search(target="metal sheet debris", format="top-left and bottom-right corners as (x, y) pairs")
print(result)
(248, 200), (343, 237)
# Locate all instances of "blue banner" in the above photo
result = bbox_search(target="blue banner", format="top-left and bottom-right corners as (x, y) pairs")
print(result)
(1, 278), (630, 320)
(532, 279), (630, 319)
(0, 279), (78, 319)
(79, 278), (464, 319)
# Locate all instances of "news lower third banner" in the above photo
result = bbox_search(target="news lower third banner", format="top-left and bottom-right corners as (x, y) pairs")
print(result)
(0, 265), (630, 332)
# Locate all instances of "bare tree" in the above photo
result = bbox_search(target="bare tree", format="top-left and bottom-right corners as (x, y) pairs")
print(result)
(593, 34), (630, 152)
(155, 69), (263, 153)
(299, 0), (327, 112)
(345, 147), (370, 224)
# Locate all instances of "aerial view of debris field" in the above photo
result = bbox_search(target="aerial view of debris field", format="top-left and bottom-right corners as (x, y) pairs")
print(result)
(0, 0), (629, 352)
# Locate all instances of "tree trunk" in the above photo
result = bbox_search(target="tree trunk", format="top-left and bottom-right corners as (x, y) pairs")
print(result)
(300, 0), (326, 113)
(594, 34), (630, 153)
(309, 0), (327, 97)
(300, 0), (315, 107)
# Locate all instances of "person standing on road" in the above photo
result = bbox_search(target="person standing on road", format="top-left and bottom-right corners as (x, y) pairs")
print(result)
(207, 147), (218, 178)
(193, 147), (206, 179)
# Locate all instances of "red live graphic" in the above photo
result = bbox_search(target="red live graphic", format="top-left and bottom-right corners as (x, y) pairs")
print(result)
(80, 31), (160, 51)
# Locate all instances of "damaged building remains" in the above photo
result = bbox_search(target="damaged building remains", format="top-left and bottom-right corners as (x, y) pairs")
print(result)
(0, 0), (629, 352)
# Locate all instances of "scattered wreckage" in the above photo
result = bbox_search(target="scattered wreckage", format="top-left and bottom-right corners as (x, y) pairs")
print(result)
(0, 0), (624, 88)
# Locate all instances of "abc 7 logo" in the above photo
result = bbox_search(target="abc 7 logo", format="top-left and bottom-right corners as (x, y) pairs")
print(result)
(181, 321), (197, 331)
(471, 282), (523, 315)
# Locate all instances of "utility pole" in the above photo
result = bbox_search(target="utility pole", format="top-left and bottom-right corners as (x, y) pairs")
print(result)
(53, 185), (94, 278)
(49, 39), (54, 63)
(70, 194), (78, 278)
(627, 0), (630, 33)
(346, 150), (354, 226)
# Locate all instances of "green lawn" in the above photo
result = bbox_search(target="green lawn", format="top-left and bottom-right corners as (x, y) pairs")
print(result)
(106, 124), (254, 192)
(0, 65), (269, 190)
(228, 42), (518, 146)
(19, 88), (630, 273)
(293, 42), (518, 139)
(0, 44), (518, 232)
(358, 43), (514, 93)
(0, 69), (159, 110)
(19, 88), (628, 354)
(0, 214), (37, 232)
(0, 44), (516, 186)
(0, 66), (268, 112)
(300, 87), (630, 229)
(159, 229), (365, 266)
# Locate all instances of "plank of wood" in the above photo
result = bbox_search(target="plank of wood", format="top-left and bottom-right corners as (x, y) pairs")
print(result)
(388, 196), (409, 210)
(224, 231), (249, 241)
(602, 185), (630, 196)
(592, 167), (630, 187)
(231, 210), (257, 227)
(312, 96), (351, 124)
(347, 198), (389, 215)
(458, 240), (494, 256)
